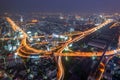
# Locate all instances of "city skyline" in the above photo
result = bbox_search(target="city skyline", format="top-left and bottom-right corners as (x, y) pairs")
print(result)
(0, 1), (120, 80)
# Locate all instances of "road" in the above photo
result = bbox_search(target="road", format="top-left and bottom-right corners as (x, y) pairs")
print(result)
(6, 17), (119, 80)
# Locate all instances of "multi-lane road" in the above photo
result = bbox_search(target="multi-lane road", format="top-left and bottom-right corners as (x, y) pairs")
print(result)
(6, 17), (120, 80)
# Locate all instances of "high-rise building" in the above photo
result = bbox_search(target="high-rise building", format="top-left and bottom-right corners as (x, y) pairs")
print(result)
(20, 16), (23, 22)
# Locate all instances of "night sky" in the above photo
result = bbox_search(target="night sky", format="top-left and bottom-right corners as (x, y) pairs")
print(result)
(0, 0), (119, 13)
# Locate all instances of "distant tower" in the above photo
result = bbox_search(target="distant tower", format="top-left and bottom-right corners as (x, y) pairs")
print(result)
(59, 13), (64, 20)
(20, 16), (23, 22)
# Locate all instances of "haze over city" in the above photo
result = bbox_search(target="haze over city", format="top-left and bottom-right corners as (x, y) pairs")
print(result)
(0, 0), (120, 13)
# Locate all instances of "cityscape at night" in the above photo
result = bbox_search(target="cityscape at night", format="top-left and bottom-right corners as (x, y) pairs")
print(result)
(0, 0), (120, 80)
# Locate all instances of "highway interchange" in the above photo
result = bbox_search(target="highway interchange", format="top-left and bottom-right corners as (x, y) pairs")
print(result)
(5, 17), (120, 80)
